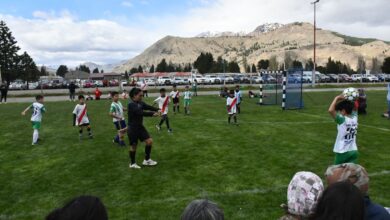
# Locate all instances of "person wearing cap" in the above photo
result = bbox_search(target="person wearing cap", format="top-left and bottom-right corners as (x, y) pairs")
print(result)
(325, 163), (390, 220)
(280, 171), (324, 220)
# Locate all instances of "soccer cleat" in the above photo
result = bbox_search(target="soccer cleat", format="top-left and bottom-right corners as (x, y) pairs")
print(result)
(79, 135), (83, 140)
(129, 163), (141, 169)
(142, 159), (158, 166)
(155, 125), (161, 131)
(89, 134), (93, 139)
(168, 129), (173, 133)
(32, 142), (38, 146)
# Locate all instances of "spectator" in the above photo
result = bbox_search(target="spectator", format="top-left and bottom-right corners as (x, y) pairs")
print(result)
(46, 195), (108, 220)
(219, 87), (228, 98)
(325, 163), (390, 220)
(314, 181), (365, 220)
(122, 89), (128, 100)
(248, 90), (258, 98)
(86, 92), (94, 101)
(383, 83), (390, 118)
(95, 88), (102, 100)
(140, 79), (148, 97)
(68, 82), (76, 102)
(181, 199), (224, 220)
(192, 79), (198, 96)
(280, 171), (324, 220)
(356, 89), (367, 115)
(0, 82), (8, 104)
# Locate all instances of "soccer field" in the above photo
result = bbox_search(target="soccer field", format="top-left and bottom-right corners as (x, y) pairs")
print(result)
(0, 91), (389, 219)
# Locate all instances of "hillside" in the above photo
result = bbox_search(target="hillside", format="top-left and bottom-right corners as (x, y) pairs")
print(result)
(113, 22), (390, 73)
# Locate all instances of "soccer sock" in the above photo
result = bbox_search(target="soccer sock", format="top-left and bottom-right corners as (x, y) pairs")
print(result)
(79, 128), (83, 136)
(129, 151), (136, 164)
(166, 117), (170, 129)
(87, 127), (92, 136)
(33, 129), (39, 144)
(159, 118), (164, 126)
(184, 106), (187, 114)
(114, 135), (120, 143)
(228, 116), (231, 124)
(234, 115), (237, 123)
(145, 145), (152, 160)
(177, 106), (180, 112)
(173, 106), (176, 113)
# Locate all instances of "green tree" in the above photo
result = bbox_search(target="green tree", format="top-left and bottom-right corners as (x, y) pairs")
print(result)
(17, 51), (40, 83)
(167, 61), (175, 72)
(228, 61), (240, 73)
(150, 64), (155, 73)
(92, 68), (99, 73)
(305, 59), (314, 71)
(77, 65), (91, 73)
(0, 20), (21, 83)
(326, 57), (339, 74)
(138, 65), (143, 73)
(156, 59), (168, 72)
(268, 56), (278, 71)
(382, 57), (390, 73)
(183, 63), (192, 72)
(370, 57), (381, 74)
(56, 65), (68, 77)
(257, 59), (269, 70)
(130, 67), (138, 74)
(284, 51), (297, 69)
(251, 64), (257, 73)
(292, 60), (303, 69)
(100, 69), (104, 73)
(40, 66), (48, 76)
(245, 65), (250, 73)
(124, 71), (129, 80)
(194, 52), (215, 74)
(357, 56), (366, 74)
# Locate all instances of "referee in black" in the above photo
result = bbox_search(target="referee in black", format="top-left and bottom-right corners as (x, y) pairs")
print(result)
(127, 88), (161, 169)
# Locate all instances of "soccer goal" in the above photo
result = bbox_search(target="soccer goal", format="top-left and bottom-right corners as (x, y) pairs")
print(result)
(258, 71), (283, 105)
(282, 69), (304, 110)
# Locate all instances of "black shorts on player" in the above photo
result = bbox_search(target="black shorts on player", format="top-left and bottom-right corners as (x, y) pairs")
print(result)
(173, 97), (179, 104)
(114, 120), (127, 130)
(128, 126), (150, 145)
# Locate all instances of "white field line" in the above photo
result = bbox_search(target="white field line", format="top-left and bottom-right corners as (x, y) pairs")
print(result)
(205, 119), (332, 125)
(295, 112), (390, 132)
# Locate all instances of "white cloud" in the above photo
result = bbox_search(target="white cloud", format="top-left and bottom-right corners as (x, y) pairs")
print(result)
(121, 1), (133, 8)
(1, 0), (389, 67)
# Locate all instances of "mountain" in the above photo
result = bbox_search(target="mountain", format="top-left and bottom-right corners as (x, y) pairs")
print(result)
(82, 61), (126, 73)
(196, 31), (247, 38)
(113, 22), (390, 73)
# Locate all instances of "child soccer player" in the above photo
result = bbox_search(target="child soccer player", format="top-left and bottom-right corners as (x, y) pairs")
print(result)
(183, 86), (193, 115)
(110, 91), (127, 147)
(170, 85), (180, 113)
(73, 95), (93, 140)
(328, 94), (358, 165)
(227, 90), (238, 125)
(234, 85), (242, 114)
(21, 95), (46, 145)
(154, 88), (172, 132)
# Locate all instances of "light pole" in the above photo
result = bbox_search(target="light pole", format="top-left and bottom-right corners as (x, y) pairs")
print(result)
(311, 0), (320, 87)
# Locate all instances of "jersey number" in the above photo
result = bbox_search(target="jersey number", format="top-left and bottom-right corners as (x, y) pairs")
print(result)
(344, 127), (357, 140)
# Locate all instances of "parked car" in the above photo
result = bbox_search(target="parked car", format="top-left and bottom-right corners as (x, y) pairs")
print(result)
(240, 76), (251, 84)
(28, 82), (39, 90)
(288, 74), (302, 84)
(351, 74), (362, 82)
(339, 74), (352, 82)
(302, 72), (313, 83)
(251, 76), (262, 84)
(109, 79), (119, 87)
(145, 79), (156, 86)
(157, 76), (172, 85)
(204, 75), (221, 84)
(94, 80), (104, 87)
(172, 77), (185, 85)
(182, 78), (190, 85)
(9, 80), (27, 90)
(192, 75), (206, 84)
(223, 76), (234, 84)
(121, 80), (129, 87)
(327, 74), (339, 82)
(362, 74), (379, 82)
(262, 74), (276, 83)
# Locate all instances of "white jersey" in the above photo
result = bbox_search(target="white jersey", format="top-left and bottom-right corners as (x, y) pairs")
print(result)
(154, 96), (170, 115)
(73, 104), (90, 126)
(30, 102), (46, 122)
(110, 101), (124, 122)
(333, 113), (358, 153)
(140, 82), (148, 91)
(387, 83), (390, 101)
(235, 90), (242, 104)
(184, 91), (192, 100)
(170, 91), (180, 99)
(226, 97), (237, 114)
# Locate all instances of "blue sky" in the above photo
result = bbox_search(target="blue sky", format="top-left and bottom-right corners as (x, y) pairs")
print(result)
(0, 0), (389, 66)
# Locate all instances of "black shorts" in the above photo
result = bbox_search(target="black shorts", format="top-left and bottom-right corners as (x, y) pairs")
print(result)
(127, 126), (150, 145)
(114, 120), (127, 130)
(173, 97), (179, 104)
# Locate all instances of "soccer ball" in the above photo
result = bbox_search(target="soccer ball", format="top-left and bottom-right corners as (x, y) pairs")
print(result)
(343, 87), (358, 101)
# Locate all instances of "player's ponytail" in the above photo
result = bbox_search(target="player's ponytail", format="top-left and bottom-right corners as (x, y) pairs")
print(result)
(129, 88), (142, 98)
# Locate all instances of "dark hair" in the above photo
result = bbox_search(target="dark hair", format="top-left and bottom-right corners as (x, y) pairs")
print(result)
(46, 195), (108, 220)
(229, 89), (234, 95)
(78, 95), (85, 100)
(181, 199), (224, 220)
(111, 91), (119, 97)
(314, 181), (365, 220)
(160, 88), (166, 93)
(36, 95), (44, 101)
(173, 84), (177, 88)
(129, 88), (142, 98)
(336, 100), (354, 114)
(236, 85), (240, 88)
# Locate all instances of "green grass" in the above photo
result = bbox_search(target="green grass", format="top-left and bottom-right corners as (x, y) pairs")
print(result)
(0, 91), (389, 219)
